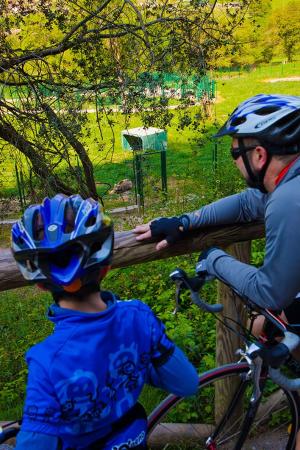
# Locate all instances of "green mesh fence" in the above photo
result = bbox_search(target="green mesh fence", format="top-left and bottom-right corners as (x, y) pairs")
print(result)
(0, 71), (215, 106)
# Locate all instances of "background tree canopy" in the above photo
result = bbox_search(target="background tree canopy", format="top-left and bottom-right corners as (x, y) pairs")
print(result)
(0, 0), (265, 199)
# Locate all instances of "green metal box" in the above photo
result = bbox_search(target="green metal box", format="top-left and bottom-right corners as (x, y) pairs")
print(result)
(121, 127), (167, 152)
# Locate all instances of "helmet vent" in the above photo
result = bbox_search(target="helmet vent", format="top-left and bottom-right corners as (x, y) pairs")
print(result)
(16, 237), (24, 246)
(64, 205), (75, 233)
(276, 110), (299, 127)
(275, 110), (300, 141)
(90, 241), (102, 255)
(231, 116), (247, 126)
(85, 216), (96, 228)
(255, 106), (280, 116)
(33, 212), (44, 241)
(47, 244), (82, 269)
(26, 259), (38, 273)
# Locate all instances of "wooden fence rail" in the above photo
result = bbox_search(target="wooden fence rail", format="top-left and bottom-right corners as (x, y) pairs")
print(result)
(0, 221), (264, 292)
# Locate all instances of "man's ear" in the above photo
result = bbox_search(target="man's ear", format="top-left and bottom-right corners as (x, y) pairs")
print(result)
(253, 146), (268, 168)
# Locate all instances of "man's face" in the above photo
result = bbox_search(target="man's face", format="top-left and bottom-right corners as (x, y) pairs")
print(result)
(231, 138), (251, 182)
(231, 137), (260, 186)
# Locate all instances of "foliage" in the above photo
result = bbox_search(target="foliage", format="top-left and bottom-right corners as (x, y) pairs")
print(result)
(0, 286), (53, 418)
(268, 1), (300, 62)
(0, 0), (263, 200)
(209, 0), (300, 67)
(207, 0), (273, 68)
(251, 239), (265, 266)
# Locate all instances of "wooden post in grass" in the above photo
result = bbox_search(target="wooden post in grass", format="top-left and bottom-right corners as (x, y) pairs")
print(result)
(215, 241), (251, 423)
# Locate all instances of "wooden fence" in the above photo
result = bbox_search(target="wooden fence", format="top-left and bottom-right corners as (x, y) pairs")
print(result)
(0, 221), (264, 292)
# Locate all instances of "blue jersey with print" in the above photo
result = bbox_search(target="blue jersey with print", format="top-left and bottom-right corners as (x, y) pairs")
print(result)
(20, 292), (175, 449)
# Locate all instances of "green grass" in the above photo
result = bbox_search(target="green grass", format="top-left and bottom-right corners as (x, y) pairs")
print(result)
(214, 61), (300, 122)
(0, 286), (53, 419)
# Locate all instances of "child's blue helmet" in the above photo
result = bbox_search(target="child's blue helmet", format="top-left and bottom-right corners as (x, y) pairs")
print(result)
(11, 194), (113, 294)
(215, 94), (300, 152)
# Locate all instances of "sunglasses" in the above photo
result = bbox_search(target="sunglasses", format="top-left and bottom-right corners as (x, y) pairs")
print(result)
(230, 146), (257, 160)
(230, 145), (257, 161)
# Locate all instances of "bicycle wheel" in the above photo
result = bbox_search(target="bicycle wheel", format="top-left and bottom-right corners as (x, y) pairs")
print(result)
(0, 421), (20, 449)
(147, 363), (299, 450)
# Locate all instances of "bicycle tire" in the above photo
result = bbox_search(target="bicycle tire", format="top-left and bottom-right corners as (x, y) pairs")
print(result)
(147, 363), (299, 450)
(0, 421), (20, 448)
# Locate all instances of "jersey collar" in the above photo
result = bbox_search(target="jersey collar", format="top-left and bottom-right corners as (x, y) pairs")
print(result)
(275, 156), (300, 186)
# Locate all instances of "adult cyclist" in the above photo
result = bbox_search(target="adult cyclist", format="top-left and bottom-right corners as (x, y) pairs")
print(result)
(134, 94), (300, 329)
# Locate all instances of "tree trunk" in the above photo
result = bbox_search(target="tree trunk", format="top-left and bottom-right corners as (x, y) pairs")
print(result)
(43, 104), (98, 199)
(0, 119), (73, 196)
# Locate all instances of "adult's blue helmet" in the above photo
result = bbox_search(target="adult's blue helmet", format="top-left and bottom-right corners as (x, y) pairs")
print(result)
(215, 94), (300, 153)
(11, 194), (114, 294)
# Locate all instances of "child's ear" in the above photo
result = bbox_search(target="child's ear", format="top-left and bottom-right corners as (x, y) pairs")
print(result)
(99, 266), (111, 280)
(37, 283), (49, 291)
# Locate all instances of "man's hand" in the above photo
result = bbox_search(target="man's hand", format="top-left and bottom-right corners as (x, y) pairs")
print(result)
(134, 222), (168, 249)
(134, 216), (190, 251)
(196, 248), (219, 282)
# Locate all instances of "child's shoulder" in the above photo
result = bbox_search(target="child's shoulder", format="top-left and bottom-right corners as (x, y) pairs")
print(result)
(116, 297), (153, 314)
(25, 329), (72, 367)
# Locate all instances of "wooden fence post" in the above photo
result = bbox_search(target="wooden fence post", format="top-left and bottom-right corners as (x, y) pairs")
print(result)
(215, 241), (251, 423)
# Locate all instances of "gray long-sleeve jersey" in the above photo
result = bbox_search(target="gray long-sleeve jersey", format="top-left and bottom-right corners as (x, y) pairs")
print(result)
(186, 157), (300, 311)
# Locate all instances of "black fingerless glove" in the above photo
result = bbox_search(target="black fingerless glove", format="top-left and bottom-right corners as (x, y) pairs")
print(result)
(150, 215), (190, 244)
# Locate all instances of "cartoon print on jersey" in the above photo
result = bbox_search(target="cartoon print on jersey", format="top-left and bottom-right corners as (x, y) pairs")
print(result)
(37, 327), (168, 434)
(55, 369), (110, 433)
(25, 404), (38, 420)
(139, 352), (151, 368)
(23, 405), (58, 424)
(108, 343), (144, 416)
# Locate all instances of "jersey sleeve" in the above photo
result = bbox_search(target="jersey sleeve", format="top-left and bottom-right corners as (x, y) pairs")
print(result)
(147, 346), (198, 397)
(146, 307), (175, 367)
(21, 355), (61, 435)
(186, 188), (266, 229)
(205, 183), (300, 310)
(15, 431), (59, 450)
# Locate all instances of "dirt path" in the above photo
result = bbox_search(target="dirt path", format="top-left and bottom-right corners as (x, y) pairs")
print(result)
(263, 76), (300, 83)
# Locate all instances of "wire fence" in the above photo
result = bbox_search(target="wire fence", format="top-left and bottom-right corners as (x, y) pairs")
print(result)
(0, 73), (216, 109)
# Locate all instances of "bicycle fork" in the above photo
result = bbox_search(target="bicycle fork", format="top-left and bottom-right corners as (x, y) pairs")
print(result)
(205, 349), (266, 450)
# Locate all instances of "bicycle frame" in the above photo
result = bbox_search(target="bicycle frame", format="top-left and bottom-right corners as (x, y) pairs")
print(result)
(147, 268), (300, 450)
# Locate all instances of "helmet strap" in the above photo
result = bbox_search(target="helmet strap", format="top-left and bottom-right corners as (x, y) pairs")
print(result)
(238, 138), (272, 193)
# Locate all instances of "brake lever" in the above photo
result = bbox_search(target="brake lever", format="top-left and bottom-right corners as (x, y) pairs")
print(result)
(170, 268), (223, 314)
(173, 281), (182, 314)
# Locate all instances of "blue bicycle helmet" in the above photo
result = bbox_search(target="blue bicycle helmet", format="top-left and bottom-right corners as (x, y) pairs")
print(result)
(11, 194), (114, 294)
(215, 94), (300, 153)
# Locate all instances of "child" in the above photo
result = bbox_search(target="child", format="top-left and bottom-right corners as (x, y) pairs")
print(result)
(11, 194), (198, 450)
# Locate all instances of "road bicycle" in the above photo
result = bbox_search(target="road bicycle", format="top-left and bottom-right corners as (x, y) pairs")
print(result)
(147, 263), (300, 449)
(2, 262), (300, 450)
